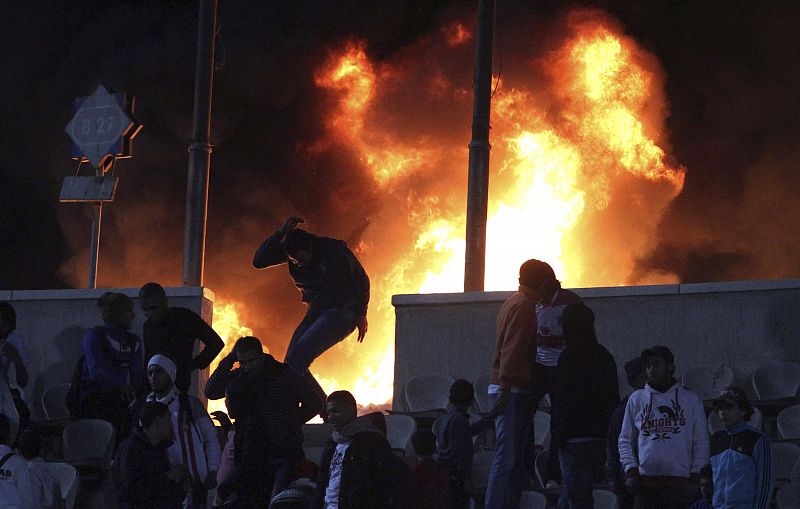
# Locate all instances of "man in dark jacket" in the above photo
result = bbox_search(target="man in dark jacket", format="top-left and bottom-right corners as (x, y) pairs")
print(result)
(205, 336), (322, 505)
(606, 358), (646, 509)
(139, 283), (224, 393)
(114, 401), (190, 509)
(552, 304), (619, 509)
(315, 391), (394, 509)
(252, 217), (370, 405)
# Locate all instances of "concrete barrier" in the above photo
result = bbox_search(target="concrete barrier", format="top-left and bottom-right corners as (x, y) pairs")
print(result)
(392, 279), (800, 410)
(1, 287), (213, 419)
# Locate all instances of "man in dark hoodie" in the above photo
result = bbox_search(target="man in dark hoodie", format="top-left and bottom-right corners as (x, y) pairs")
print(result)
(253, 217), (370, 406)
(205, 336), (323, 505)
(315, 390), (394, 509)
(552, 304), (619, 509)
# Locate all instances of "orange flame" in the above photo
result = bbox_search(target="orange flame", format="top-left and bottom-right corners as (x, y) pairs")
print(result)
(301, 11), (685, 408)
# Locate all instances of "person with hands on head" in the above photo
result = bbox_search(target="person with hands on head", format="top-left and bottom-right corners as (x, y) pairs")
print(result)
(483, 260), (539, 509)
(618, 346), (709, 509)
(113, 401), (191, 509)
(146, 355), (220, 509)
(205, 336), (323, 505)
(252, 216), (370, 408)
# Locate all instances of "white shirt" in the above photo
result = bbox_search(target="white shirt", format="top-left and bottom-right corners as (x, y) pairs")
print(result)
(26, 458), (61, 509)
(324, 443), (349, 509)
(0, 445), (33, 509)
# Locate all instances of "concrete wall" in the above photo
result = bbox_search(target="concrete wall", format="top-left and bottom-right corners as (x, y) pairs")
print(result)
(1, 287), (214, 420)
(392, 280), (800, 410)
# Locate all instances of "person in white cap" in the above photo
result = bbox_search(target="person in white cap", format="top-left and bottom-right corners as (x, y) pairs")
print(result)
(146, 354), (220, 509)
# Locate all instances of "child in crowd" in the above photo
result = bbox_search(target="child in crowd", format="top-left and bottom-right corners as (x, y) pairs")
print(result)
(16, 429), (62, 509)
(688, 465), (713, 509)
(435, 379), (475, 509)
(410, 429), (451, 509)
(709, 387), (772, 509)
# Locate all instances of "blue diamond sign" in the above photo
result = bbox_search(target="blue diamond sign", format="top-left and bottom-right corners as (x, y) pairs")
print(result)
(65, 85), (140, 168)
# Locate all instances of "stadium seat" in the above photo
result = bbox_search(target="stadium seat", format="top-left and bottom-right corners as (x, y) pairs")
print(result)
(519, 490), (548, 509)
(533, 410), (551, 452)
(62, 419), (115, 480)
(404, 373), (454, 414)
(384, 413), (416, 457)
(777, 405), (800, 440)
(681, 364), (734, 402)
(776, 482), (800, 509)
(593, 489), (620, 509)
(45, 461), (78, 509)
(752, 362), (800, 400)
(473, 373), (491, 413)
(41, 382), (72, 421)
(772, 442), (800, 490)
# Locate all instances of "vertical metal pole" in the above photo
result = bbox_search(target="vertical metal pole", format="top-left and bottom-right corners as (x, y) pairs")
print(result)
(182, 0), (218, 287)
(464, 0), (496, 292)
(88, 168), (103, 289)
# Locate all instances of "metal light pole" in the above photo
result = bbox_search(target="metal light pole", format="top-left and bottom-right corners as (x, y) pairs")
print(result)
(182, 0), (218, 287)
(464, 0), (496, 292)
(88, 168), (104, 289)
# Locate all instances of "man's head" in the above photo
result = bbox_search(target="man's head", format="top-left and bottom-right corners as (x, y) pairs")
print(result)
(325, 390), (357, 431)
(139, 401), (174, 444)
(16, 429), (42, 461)
(0, 414), (11, 445)
(713, 386), (753, 427)
(139, 283), (169, 323)
(624, 358), (647, 390)
(519, 259), (560, 300)
(147, 354), (177, 395)
(562, 304), (597, 345)
(97, 292), (135, 330)
(0, 302), (16, 339)
(449, 379), (474, 408)
(411, 429), (436, 459)
(641, 345), (676, 388)
(235, 336), (265, 378)
(281, 229), (314, 267)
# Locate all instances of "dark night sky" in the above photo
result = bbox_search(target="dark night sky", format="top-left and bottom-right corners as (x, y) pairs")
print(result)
(1, 0), (799, 293)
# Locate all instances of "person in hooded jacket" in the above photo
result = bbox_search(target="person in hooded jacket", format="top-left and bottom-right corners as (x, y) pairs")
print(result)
(552, 304), (619, 509)
(618, 346), (710, 509)
(314, 390), (394, 509)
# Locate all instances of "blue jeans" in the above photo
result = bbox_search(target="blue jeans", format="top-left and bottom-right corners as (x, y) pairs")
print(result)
(558, 440), (605, 509)
(484, 391), (534, 509)
(284, 308), (355, 400)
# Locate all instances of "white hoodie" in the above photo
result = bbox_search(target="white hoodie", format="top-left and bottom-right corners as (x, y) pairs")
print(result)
(618, 381), (709, 477)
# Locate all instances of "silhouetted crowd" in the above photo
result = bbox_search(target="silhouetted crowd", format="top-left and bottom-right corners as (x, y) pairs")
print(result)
(0, 228), (796, 509)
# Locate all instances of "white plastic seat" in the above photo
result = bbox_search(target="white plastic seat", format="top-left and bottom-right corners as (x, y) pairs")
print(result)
(681, 365), (734, 402)
(772, 442), (800, 487)
(384, 413), (416, 456)
(776, 482), (800, 509)
(42, 383), (72, 420)
(593, 489), (620, 509)
(778, 405), (800, 440)
(404, 373), (454, 413)
(62, 419), (115, 479)
(269, 478), (316, 508)
(533, 410), (551, 451)
(708, 406), (763, 434)
(45, 462), (78, 509)
(473, 373), (491, 413)
(752, 362), (800, 400)
(519, 490), (548, 509)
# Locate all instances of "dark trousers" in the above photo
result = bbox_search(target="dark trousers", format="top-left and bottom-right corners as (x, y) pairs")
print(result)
(557, 440), (606, 509)
(631, 481), (698, 509)
(285, 308), (355, 404)
(528, 363), (560, 483)
(236, 456), (293, 507)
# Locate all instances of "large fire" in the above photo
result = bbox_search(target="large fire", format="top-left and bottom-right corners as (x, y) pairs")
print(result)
(209, 10), (685, 411)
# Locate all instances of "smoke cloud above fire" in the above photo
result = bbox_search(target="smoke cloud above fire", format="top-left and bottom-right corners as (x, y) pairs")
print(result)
(2, 1), (799, 404)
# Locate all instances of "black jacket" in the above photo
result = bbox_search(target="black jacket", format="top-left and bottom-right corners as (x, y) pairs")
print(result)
(314, 429), (395, 509)
(552, 339), (619, 445)
(253, 231), (370, 316)
(205, 353), (322, 461)
(113, 429), (185, 509)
